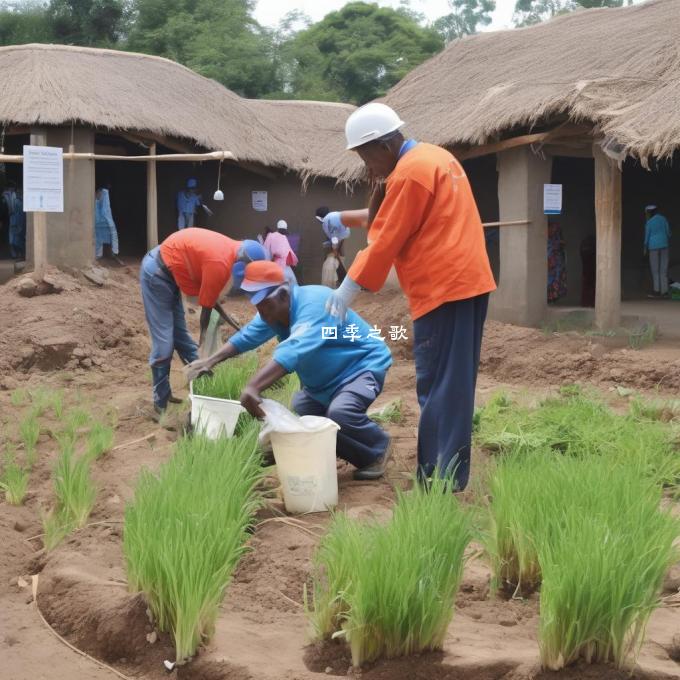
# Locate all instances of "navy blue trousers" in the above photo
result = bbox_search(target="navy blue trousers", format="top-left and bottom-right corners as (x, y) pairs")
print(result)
(413, 294), (489, 490)
(291, 371), (389, 469)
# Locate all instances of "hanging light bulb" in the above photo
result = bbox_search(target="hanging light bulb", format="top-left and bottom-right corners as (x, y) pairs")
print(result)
(213, 160), (224, 200)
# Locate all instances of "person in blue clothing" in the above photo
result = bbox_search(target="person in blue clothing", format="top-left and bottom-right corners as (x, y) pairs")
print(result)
(2, 182), (25, 260)
(177, 178), (212, 229)
(644, 204), (672, 297)
(186, 260), (393, 480)
(94, 183), (121, 262)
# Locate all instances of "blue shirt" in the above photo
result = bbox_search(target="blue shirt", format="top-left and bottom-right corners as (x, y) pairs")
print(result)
(230, 285), (392, 405)
(322, 212), (351, 242)
(645, 214), (671, 250)
(177, 190), (202, 215)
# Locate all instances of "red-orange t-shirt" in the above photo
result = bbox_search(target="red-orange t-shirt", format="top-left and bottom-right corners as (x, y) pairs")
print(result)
(159, 228), (240, 308)
(348, 143), (496, 320)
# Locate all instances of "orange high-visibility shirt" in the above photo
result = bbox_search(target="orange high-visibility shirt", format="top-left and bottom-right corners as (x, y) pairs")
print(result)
(160, 228), (240, 308)
(348, 143), (496, 320)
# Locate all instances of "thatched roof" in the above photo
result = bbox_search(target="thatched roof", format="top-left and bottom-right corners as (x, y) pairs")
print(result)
(0, 43), (328, 173)
(246, 99), (356, 181)
(322, 0), (680, 181)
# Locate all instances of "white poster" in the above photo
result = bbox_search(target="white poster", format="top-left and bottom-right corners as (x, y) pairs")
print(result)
(543, 183), (562, 215)
(23, 145), (64, 213)
(252, 190), (268, 212)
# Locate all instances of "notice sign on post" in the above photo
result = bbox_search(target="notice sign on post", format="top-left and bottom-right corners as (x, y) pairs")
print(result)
(252, 190), (268, 212)
(543, 183), (562, 215)
(23, 145), (64, 212)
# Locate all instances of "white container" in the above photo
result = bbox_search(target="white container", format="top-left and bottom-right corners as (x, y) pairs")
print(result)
(189, 385), (244, 439)
(270, 415), (340, 514)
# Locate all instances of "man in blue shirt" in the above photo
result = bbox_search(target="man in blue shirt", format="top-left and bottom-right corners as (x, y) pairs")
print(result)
(187, 260), (392, 480)
(644, 204), (672, 297)
(177, 178), (212, 229)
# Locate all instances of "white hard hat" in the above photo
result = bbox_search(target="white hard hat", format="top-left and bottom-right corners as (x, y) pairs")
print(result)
(277, 219), (288, 230)
(345, 103), (405, 150)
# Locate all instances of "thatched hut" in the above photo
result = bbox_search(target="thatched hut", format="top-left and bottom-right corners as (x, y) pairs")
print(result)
(322, 0), (680, 328)
(0, 43), (364, 282)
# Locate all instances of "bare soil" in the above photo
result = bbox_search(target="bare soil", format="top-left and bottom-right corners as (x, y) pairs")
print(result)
(1, 262), (679, 680)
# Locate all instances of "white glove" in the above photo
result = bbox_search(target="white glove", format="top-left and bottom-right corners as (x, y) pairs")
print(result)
(322, 212), (351, 241)
(325, 276), (361, 323)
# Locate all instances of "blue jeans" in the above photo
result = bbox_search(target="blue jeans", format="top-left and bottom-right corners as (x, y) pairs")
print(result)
(413, 294), (489, 490)
(291, 371), (389, 469)
(140, 247), (198, 408)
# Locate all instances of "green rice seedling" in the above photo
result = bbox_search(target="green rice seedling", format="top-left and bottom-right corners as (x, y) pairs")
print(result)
(53, 445), (96, 529)
(537, 462), (679, 670)
(19, 411), (40, 468)
(369, 398), (403, 425)
(66, 407), (91, 432)
(309, 476), (471, 667)
(630, 396), (680, 423)
(41, 508), (73, 551)
(192, 354), (258, 400)
(263, 372), (301, 409)
(86, 422), (114, 460)
(51, 390), (65, 420)
(28, 387), (53, 417)
(124, 433), (263, 664)
(1, 446), (29, 505)
(10, 388), (28, 407)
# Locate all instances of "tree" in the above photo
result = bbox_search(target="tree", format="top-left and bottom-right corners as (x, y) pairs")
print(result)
(0, 1), (52, 45)
(433, 0), (496, 44)
(280, 2), (443, 105)
(126, 0), (277, 97)
(513, 0), (631, 27)
(46, 0), (128, 46)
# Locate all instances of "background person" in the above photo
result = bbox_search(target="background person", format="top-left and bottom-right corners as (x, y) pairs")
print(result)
(2, 181), (25, 260)
(140, 227), (266, 413)
(186, 260), (393, 480)
(644, 204), (671, 298)
(94, 183), (121, 263)
(264, 219), (298, 285)
(176, 178), (213, 229)
(326, 102), (496, 491)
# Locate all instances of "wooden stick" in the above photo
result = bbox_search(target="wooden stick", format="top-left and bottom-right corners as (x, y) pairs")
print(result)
(482, 219), (531, 228)
(111, 430), (161, 452)
(146, 142), (158, 249)
(0, 150), (236, 163)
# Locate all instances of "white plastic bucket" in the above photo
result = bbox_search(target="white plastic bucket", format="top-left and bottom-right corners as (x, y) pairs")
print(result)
(270, 415), (339, 514)
(189, 386), (244, 439)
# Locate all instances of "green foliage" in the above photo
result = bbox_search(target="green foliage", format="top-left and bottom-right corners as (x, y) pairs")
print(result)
(513, 0), (630, 27)
(66, 407), (91, 432)
(86, 422), (114, 459)
(630, 396), (680, 423)
(53, 445), (96, 529)
(537, 461), (678, 669)
(475, 392), (680, 489)
(1, 445), (29, 505)
(42, 509), (73, 551)
(192, 354), (258, 400)
(433, 0), (495, 43)
(19, 411), (40, 468)
(369, 398), (403, 424)
(263, 372), (300, 409)
(10, 388), (28, 407)
(0, 1), (52, 45)
(278, 2), (443, 104)
(124, 432), (263, 663)
(309, 476), (471, 667)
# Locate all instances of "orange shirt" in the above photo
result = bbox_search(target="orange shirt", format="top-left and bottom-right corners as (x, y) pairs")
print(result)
(159, 228), (240, 308)
(348, 143), (496, 320)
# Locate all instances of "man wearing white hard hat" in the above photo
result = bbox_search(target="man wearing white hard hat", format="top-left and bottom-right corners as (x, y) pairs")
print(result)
(326, 102), (496, 491)
(264, 218), (298, 285)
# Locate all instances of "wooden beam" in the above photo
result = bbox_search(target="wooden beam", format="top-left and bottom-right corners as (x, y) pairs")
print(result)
(593, 143), (622, 330)
(0, 150), (236, 163)
(29, 129), (48, 276)
(455, 124), (592, 161)
(147, 142), (158, 249)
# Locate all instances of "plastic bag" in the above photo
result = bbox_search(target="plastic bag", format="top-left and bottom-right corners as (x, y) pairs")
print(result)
(198, 309), (224, 360)
(321, 253), (339, 288)
(258, 398), (338, 447)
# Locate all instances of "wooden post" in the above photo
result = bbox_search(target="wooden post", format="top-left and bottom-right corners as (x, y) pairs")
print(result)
(29, 129), (48, 276)
(146, 142), (158, 249)
(593, 144), (622, 330)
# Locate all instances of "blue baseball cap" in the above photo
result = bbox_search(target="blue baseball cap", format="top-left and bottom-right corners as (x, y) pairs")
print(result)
(232, 240), (269, 289)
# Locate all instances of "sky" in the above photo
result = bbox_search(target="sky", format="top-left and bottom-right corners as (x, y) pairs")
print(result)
(253, 0), (518, 32)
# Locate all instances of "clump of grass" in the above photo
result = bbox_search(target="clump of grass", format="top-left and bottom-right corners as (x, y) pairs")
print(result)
(124, 433), (263, 664)
(628, 322), (657, 350)
(1, 445), (29, 505)
(537, 461), (678, 670)
(19, 411), (40, 468)
(66, 407), (91, 432)
(192, 354), (258, 400)
(42, 510), (73, 551)
(630, 396), (679, 423)
(309, 476), (471, 667)
(86, 422), (114, 460)
(369, 398), (403, 424)
(52, 445), (96, 529)
(29, 387), (54, 417)
(51, 390), (65, 419)
(475, 392), (680, 489)
(10, 388), (28, 407)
